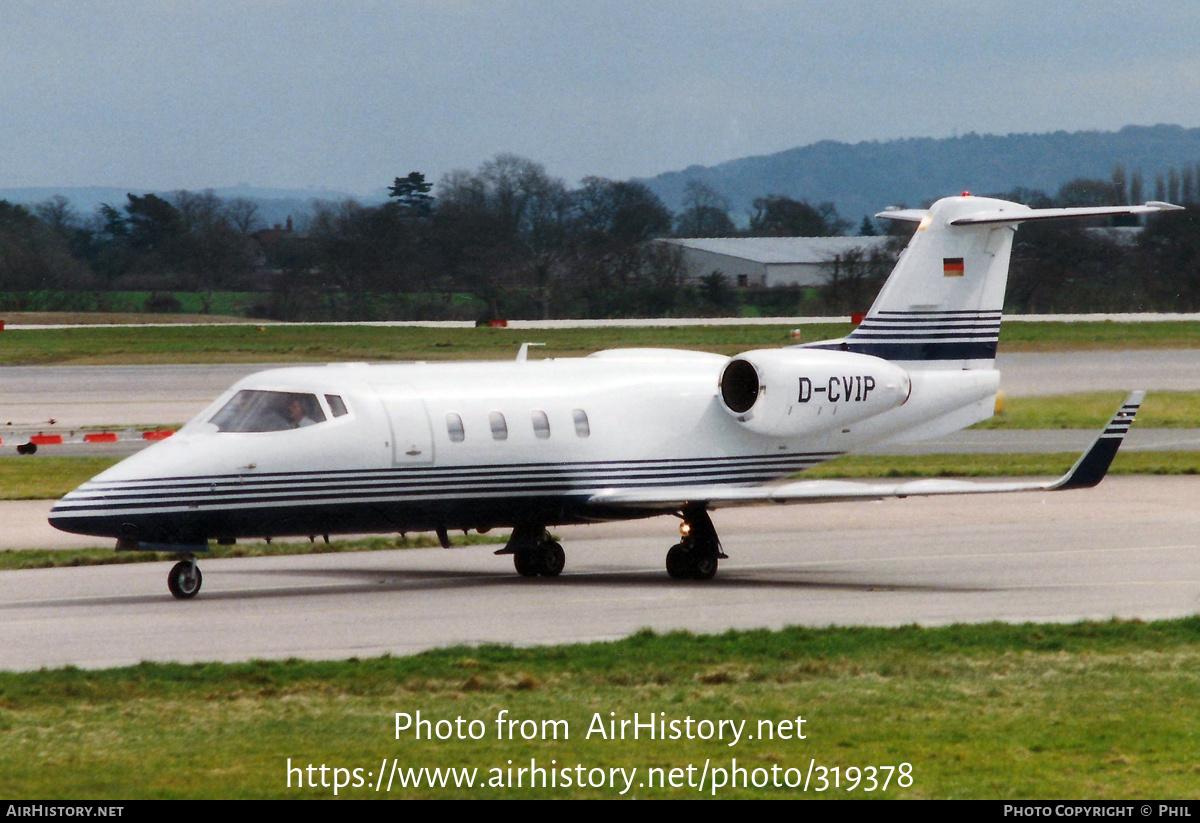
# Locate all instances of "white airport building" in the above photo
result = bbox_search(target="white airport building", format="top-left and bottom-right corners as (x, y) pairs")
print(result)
(660, 236), (893, 288)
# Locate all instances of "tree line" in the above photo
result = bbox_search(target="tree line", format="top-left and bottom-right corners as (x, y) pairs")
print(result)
(4, 156), (1200, 319)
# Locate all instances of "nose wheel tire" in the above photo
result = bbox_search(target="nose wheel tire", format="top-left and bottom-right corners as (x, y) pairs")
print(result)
(167, 561), (203, 599)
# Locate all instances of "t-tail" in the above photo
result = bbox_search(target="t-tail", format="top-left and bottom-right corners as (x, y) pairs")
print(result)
(814, 194), (1183, 370)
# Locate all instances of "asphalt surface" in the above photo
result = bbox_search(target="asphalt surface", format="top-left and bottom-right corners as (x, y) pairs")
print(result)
(0, 363), (274, 429)
(1, 477), (1197, 671)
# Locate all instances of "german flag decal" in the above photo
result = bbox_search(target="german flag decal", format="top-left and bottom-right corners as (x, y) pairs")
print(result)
(943, 257), (965, 277)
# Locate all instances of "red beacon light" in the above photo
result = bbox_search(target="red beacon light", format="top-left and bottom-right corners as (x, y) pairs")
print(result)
(961, 191), (972, 197)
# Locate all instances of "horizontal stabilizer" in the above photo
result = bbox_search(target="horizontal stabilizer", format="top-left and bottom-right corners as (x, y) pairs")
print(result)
(950, 202), (1183, 226)
(588, 392), (1143, 510)
(873, 207), (928, 223)
(875, 201), (1183, 226)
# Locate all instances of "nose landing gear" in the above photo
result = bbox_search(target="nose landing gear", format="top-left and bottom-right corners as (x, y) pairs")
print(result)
(167, 556), (203, 599)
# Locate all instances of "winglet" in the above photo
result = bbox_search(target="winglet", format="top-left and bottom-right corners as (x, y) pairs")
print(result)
(1051, 391), (1144, 490)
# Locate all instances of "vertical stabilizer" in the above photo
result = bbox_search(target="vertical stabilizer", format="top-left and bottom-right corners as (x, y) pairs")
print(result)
(809, 195), (1183, 370)
(845, 195), (1015, 370)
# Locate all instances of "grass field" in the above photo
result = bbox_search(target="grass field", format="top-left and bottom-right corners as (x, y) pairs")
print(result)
(0, 533), (503, 571)
(0, 619), (1196, 799)
(5, 323), (844, 365)
(984, 391), (1200, 429)
(2, 319), (1200, 365)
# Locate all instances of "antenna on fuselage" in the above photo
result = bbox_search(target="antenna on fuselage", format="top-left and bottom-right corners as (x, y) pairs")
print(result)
(516, 342), (545, 362)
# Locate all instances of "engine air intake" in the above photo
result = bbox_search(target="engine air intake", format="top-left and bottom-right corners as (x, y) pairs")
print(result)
(720, 359), (760, 414)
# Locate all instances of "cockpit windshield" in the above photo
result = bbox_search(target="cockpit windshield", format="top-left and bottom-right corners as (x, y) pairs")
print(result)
(209, 390), (327, 433)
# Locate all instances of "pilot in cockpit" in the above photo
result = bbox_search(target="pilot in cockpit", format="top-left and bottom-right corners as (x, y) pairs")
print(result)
(285, 396), (318, 428)
(209, 389), (327, 432)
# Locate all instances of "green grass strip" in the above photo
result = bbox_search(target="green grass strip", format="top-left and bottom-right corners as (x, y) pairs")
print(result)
(0, 534), (504, 571)
(0, 619), (1196, 798)
(0, 323), (849, 365)
(998, 319), (1200, 349)
(0, 456), (117, 500)
(2, 320), (1200, 366)
(981, 390), (1200, 429)
(804, 450), (1200, 479)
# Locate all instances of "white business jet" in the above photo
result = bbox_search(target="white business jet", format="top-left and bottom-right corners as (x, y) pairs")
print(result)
(49, 194), (1179, 598)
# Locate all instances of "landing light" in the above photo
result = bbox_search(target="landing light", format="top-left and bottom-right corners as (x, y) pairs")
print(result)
(680, 522), (691, 537)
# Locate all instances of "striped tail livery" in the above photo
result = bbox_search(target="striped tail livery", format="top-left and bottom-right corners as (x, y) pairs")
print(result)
(812, 194), (1183, 370)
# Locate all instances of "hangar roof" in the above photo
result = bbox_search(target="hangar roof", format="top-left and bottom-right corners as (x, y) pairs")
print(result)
(660, 236), (891, 265)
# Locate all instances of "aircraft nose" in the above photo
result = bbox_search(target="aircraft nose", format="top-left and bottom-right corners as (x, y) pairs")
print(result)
(48, 483), (123, 538)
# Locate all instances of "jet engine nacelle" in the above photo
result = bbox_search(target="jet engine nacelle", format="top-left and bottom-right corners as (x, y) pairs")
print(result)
(718, 348), (911, 437)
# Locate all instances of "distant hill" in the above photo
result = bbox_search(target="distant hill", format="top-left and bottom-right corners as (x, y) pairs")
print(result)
(0, 185), (386, 231)
(10, 125), (1200, 232)
(641, 124), (1200, 225)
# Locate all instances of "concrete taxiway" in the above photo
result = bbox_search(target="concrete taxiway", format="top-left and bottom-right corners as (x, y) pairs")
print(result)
(1, 476), (1197, 671)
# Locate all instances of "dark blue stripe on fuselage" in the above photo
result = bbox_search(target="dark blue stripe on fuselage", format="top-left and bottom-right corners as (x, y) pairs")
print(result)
(53, 497), (604, 543)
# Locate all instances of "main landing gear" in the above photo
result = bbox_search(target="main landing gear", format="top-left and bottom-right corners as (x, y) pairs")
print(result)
(496, 525), (565, 577)
(665, 506), (727, 581)
(494, 507), (725, 581)
(167, 556), (203, 599)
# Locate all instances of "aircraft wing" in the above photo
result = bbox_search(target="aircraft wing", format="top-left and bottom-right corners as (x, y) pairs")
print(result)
(587, 392), (1143, 511)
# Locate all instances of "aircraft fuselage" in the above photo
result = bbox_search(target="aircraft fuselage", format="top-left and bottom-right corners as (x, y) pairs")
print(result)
(47, 347), (992, 544)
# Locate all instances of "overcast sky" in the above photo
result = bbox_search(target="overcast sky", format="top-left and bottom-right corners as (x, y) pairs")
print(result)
(3, 1), (1199, 194)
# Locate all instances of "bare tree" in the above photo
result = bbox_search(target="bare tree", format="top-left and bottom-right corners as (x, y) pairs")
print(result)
(436, 154), (570, 318)
(1130, 171), (1144, 205)
(224, 198), (262, 234)
(34, 195), (78, 237)
(1110, 163), (1128, 205)
(674, 180), (734, 236)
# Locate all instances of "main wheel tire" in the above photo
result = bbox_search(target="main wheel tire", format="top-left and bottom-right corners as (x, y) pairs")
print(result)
(513, 550), (539, 577)
(167, 561), (202, 599)
(539, 542), (565, 577)
(690, 554), (719, 580)
(665, 544), (689, 579)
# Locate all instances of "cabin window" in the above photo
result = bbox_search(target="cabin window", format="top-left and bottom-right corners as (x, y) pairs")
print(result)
(210, 390), (326, 432)
(325, 394), (349, 417)
(572, 409), (590, 437)
(489, 411), (508, 441)
(532, 410), (550, 439)
(446, 413), (465, 442)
